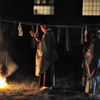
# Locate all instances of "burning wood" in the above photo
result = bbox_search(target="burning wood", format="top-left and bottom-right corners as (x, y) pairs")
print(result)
(0, 52), (18, 89)
(0, 65), (12, 89)
(0, 75), (7, 88)
(0, 68), (8, 89)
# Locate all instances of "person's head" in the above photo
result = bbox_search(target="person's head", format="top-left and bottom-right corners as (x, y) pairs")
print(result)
(40, 24), (47, 33)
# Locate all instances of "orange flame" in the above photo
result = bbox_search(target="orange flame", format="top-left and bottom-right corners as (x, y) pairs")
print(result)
(0, 76), (8, 88)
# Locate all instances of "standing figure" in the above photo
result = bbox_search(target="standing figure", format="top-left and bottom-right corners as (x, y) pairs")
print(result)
(30, 25), (58, 90)
(81, 28), (100, 96)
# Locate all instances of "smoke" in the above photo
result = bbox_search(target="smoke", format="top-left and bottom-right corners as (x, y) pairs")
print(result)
(5, 55), (18, 77)
(0, 22), (18, 78)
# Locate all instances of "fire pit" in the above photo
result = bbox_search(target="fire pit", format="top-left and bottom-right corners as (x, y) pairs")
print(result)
(0, 75), (12, 89)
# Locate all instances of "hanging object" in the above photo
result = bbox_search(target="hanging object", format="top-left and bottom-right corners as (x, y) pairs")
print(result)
(57, 27), (61, 42)
(65, 27), (72, 51)
(36, 24), (39, 36)
(84, 25), (88, 42)
(17, 22), (23, 37)
(11, 21), (16, 36)
(0, 19), (3, 44)
(81, 27), (84, 44)
(31, 24), (37, 48)
(32, 24), (35, 33)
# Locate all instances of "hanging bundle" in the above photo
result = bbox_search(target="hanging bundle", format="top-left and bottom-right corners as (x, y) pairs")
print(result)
(11, 21), (16, 36)
(31, 24), (37, 48)
(36, 24), (39, 37)
(0, 19), (3, 44)
(84, 25), (88, 42)
(17, 22), (23, 37)
(65, 27), (72, 51)
(81, 27), (84, 44)
(57, 27), (61, 42)
(32, 24), (35, 33)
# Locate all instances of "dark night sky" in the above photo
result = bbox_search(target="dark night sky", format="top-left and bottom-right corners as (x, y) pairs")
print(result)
(0, 0), (33, 22)
(0, 0), (99, 78)
(0, 1), (84, 75)
(0, 0), (83, 24)
(0, 0), (100, 25)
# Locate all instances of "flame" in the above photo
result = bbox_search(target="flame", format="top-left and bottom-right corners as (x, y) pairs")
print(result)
(0, 76), (8, 88)
(0, 75), (12, 89)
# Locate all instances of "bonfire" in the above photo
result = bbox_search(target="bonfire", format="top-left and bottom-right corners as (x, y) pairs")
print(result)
(0, 71), (12, 89)
(0, 75), (8, 88)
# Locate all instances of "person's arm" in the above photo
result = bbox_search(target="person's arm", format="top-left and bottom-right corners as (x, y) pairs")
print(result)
(30, 31), (40, 42)
(34, 33), (40, 43)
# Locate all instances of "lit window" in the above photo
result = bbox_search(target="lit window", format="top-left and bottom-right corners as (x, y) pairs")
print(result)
(34, 6), (44, 15)
(34, 6), (54, 15)
(49, 0), (54, 4)
(44, 6), (54, 15)
(42, 0), (46, 4)
(34, 0), (40, 4)
(33, 0), (54, 15)
(82, 0), (100, 16)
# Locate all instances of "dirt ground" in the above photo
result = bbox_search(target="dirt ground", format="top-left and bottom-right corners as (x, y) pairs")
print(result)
(0, 48), (98, 100)
(0, 74), (96, 100)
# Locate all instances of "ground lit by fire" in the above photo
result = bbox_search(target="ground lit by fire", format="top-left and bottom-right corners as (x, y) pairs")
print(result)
(0, 75), (96, 100)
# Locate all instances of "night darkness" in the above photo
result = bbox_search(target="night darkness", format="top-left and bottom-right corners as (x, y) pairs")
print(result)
(0, 0), (84, 77)
(0, 1), (100, 99)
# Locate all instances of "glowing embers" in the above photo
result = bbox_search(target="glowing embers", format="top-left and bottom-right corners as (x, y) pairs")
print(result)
(0, 75), (12, 89)
(0, 76), (7, 88)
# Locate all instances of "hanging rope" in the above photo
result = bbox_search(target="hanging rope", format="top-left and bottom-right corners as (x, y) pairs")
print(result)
(1, 17), (100, 30)
(0, 18), (38, 25)
(11, 21), (16, 36)
(57, 27), (61, 42)
(65, 27), (72, 51)
(0, 19), (3, 44)
(36, 24), (39, 36)
(81, 27), (84, 44)
(84, 25), (88, 42)
(31, 24), (35, 33)
(0, 17), (100, 29)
